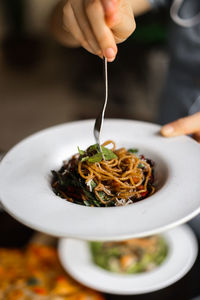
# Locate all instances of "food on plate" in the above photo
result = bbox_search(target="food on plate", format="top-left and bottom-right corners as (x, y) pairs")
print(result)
(52, 140), (155, 207)
(90, 235), (168, 274)
(0, 244), (105, 300)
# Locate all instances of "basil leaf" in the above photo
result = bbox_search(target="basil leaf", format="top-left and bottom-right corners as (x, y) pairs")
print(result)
(79, 143), (118, 163)
(88, 152), (103, 163)
(128, 148), (138, 154)
(102, 147), (117, 160)
(78, 146), (85, 156)
(81, 156), (89, 162)
(87, 144), (98, 153)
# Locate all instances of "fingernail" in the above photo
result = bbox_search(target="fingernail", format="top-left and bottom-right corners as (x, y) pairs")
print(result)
(162, 125), (174, 136)
(104, 48), (116, 61)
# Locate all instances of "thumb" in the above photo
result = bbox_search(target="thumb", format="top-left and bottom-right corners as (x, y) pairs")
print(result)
(160, 112), (200, 137)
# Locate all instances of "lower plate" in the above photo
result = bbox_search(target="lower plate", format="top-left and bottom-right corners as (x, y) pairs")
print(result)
(58, 225), (198, 295)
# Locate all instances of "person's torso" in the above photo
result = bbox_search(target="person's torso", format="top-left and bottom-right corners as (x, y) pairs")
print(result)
(169, 0), (200, 75)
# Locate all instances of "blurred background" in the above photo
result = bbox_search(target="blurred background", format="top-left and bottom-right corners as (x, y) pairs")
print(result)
(0, 0), (169, 152)
(1, 3), (200, 300)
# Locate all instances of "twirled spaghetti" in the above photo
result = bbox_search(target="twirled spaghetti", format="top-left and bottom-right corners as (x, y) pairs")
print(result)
(51, 141), (155, 207)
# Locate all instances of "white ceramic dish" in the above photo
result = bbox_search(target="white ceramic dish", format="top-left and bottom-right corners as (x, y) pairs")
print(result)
(0, 119), (200, 240)
(58, 225), (198, 295)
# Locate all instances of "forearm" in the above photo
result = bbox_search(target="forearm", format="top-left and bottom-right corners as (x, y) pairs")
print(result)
(50, 0), (80, 47)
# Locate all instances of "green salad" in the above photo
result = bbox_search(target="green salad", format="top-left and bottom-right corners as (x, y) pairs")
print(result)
(90, 236), (168, 274)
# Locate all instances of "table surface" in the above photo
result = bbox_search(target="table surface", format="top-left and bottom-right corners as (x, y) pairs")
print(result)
(0, 210), (200, 300)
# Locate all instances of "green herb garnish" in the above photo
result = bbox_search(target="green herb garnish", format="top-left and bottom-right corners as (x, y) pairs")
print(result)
(77, 146), (85, 156)
(78, 143), (117, 163)
(138, 163), (144, 168)
(88, 152), (103, 163)
(128, 148), (138, 154)
(90, 180), (96, 190)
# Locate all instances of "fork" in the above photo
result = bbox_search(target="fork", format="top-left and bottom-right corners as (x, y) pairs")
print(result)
(93, 57), (108, 155)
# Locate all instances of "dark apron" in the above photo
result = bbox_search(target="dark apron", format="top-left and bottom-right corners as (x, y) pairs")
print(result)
(153, 0), (200, 123)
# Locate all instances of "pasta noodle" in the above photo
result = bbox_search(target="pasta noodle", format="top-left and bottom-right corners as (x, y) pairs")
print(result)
(52, 141), (155, 207)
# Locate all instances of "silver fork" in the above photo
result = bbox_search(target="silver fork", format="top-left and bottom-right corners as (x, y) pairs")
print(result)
(93, 57), (108, 156)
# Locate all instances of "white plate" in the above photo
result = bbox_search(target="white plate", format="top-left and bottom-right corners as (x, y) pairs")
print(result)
(58, 225), (198, 295)
(0, 119), (200, 240)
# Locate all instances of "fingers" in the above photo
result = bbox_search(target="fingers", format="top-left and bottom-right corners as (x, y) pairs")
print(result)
(101, 0), (118, 26)
(63, 1), (94, 54)
(161, 112), (200, 137)
(63, 0), (117, 61)
(70, 0), (102, 56)
(101, 0), (118, 16)
(111, 2), (136, 44)
(62, 0), (135, 62)
(85, 0), (117, 61)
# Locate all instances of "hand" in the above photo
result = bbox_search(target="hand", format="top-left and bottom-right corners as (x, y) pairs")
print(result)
(62, 0), (136, 61)
(161, 112), (200, 142)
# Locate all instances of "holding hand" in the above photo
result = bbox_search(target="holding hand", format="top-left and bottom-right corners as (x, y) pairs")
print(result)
(161, 112), (200, 143)
(53, 1), (200, 144)
(60, 0), (136, 61)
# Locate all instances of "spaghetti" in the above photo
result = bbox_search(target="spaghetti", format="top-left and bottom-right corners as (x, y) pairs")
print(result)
(51, 141), (155, 207)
